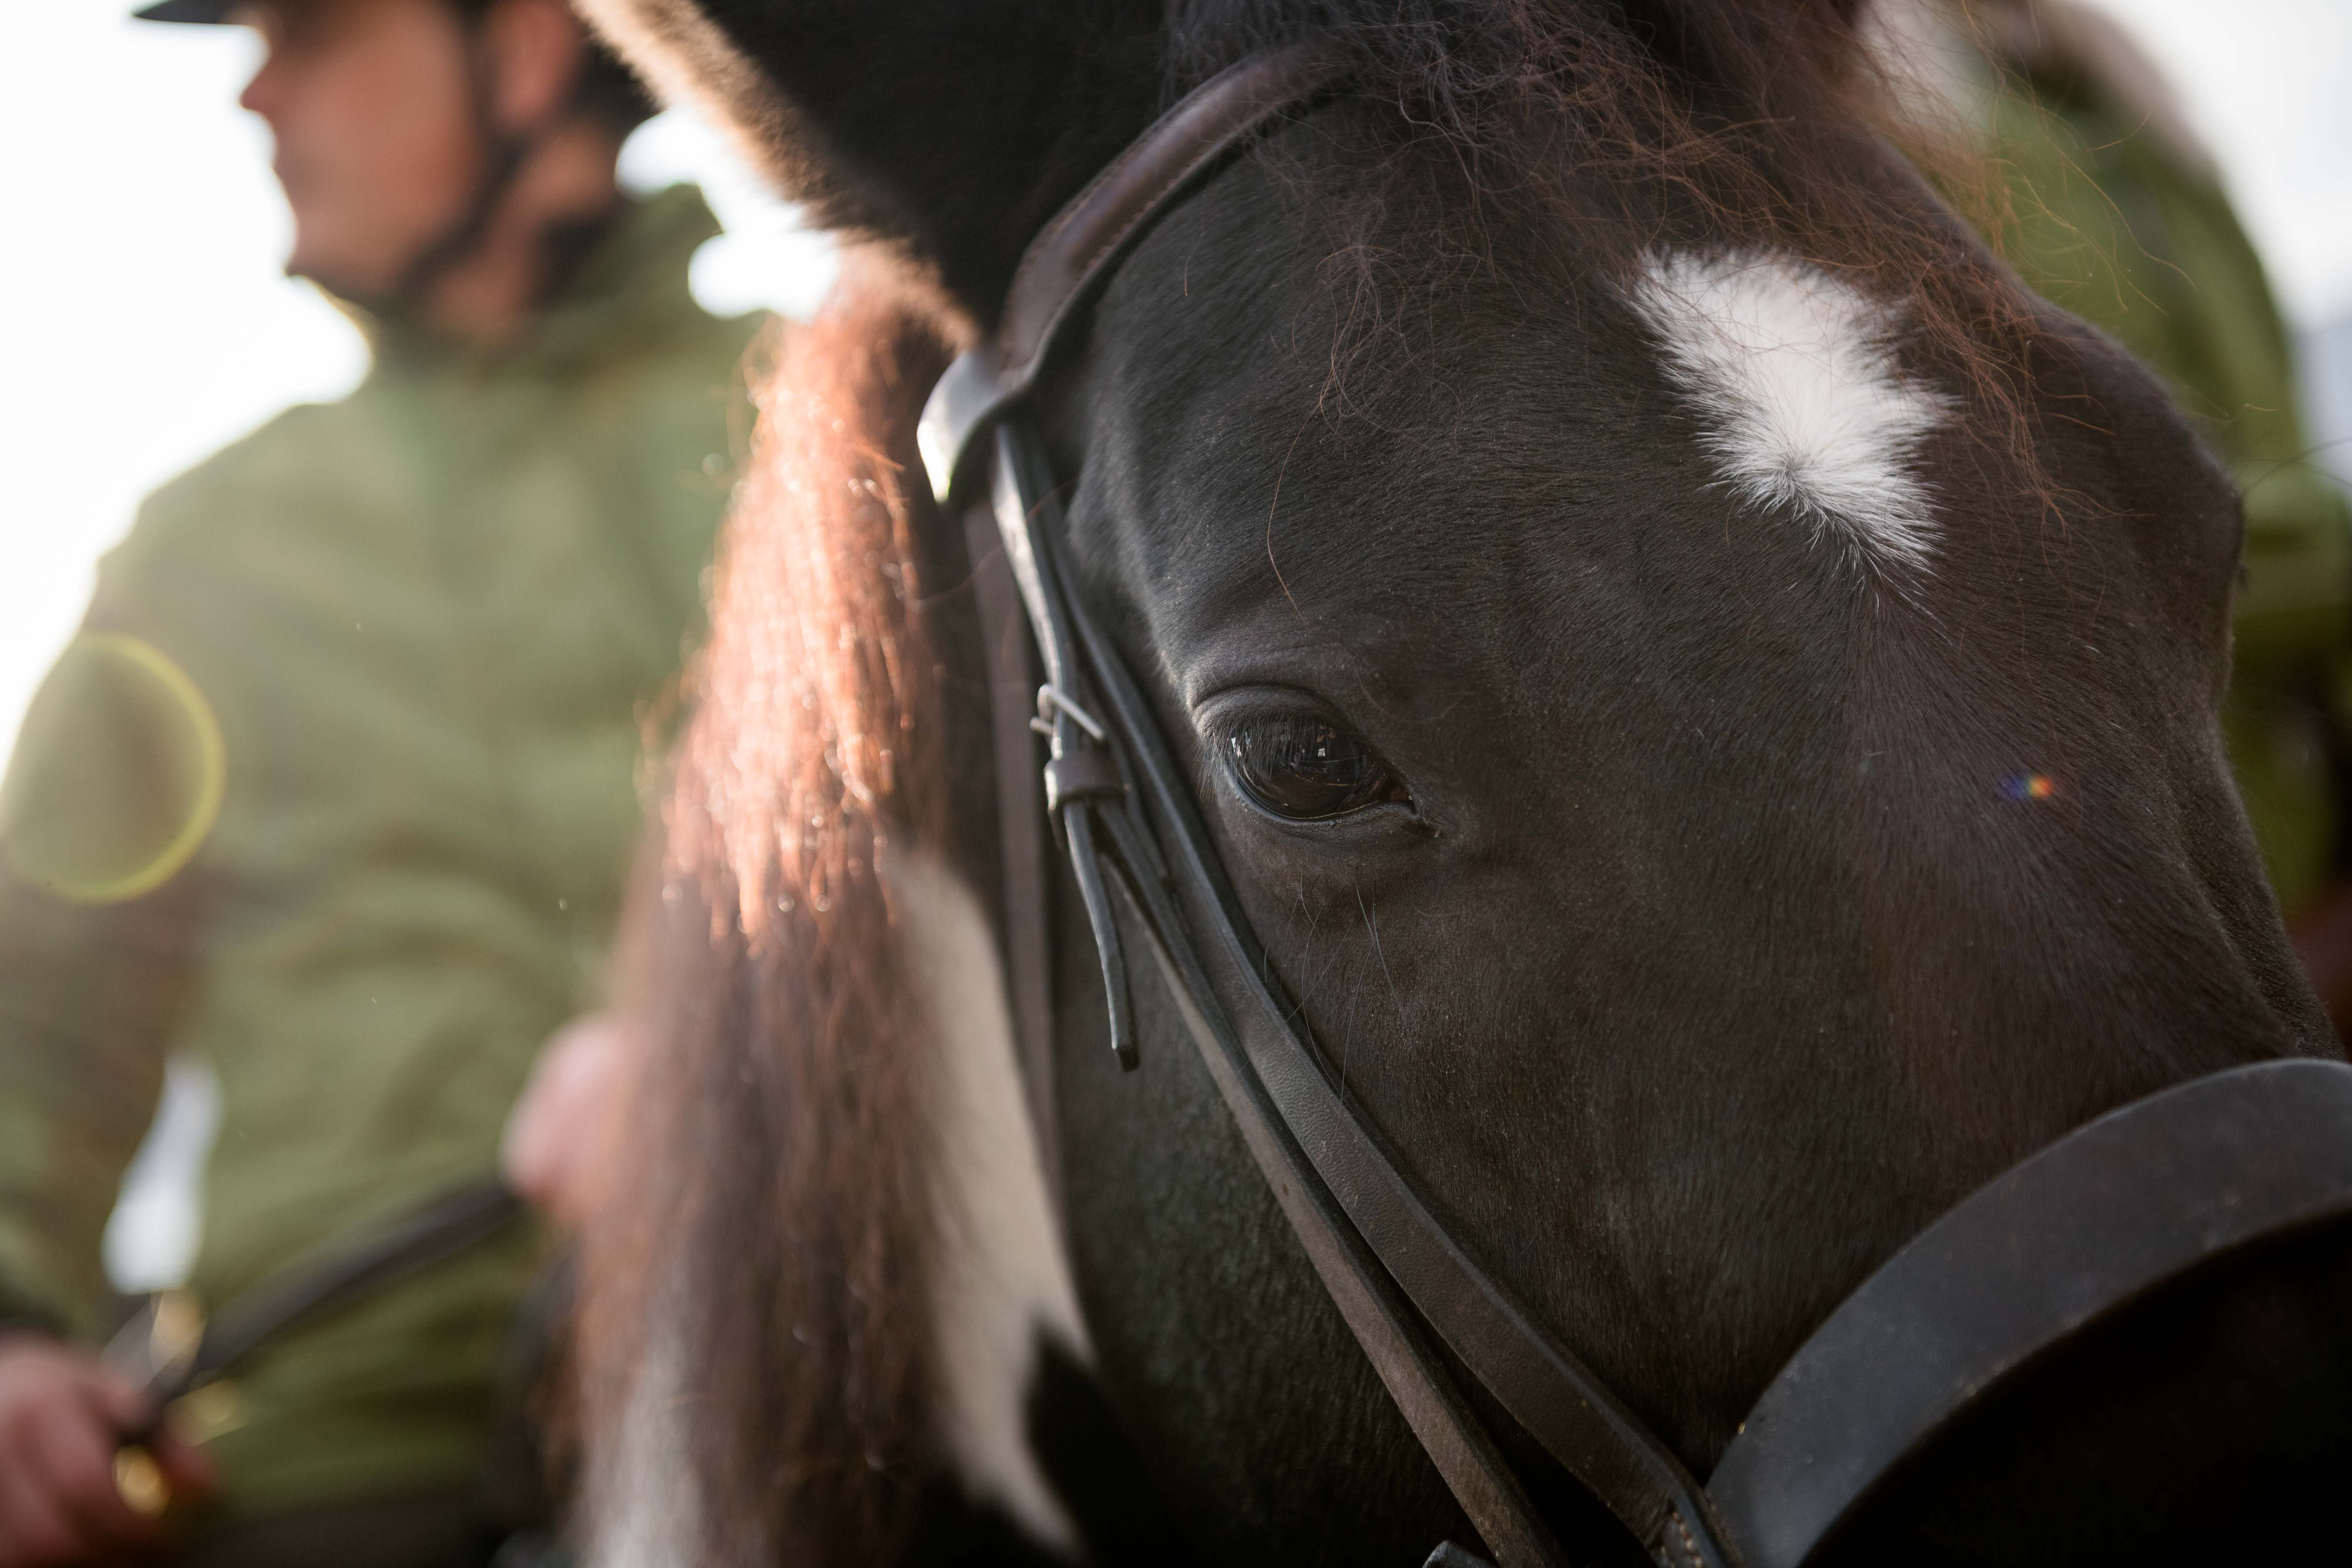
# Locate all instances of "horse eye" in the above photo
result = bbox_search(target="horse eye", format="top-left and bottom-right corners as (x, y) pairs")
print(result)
(1227, 715), (1409, 821)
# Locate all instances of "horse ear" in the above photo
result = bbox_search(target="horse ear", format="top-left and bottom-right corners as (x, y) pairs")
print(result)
(580, 0), (1166, 323)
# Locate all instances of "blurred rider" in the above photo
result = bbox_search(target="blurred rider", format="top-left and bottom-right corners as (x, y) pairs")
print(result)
(0, 0), (762, 1561)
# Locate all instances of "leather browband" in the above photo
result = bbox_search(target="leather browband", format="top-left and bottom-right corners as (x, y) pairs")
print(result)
(918, 44), (1347, 505)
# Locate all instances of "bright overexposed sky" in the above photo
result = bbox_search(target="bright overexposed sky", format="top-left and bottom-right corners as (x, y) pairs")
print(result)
(1, 1), (2349, 752)
(2106, 0), (2352, 323)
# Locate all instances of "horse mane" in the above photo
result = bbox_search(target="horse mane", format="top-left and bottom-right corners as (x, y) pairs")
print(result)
(574, 4), (2067, 1560)
(576, 263), (964, 1565)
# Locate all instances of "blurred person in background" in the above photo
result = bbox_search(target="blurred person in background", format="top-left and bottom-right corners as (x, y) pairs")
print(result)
(0, 0), (762, 1559)
(1880, 0), (2352, 1022)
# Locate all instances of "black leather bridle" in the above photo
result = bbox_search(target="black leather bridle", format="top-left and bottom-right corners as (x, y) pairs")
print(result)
(917, 47), (2352, 1568)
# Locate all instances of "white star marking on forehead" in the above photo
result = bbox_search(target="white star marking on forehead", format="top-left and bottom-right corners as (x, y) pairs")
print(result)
(1631, 252), (1951, 574)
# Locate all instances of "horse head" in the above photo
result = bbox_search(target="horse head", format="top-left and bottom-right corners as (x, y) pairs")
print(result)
(571, 3), (2343, 1564)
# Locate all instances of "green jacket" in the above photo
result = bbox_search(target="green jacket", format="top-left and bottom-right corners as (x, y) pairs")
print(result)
(0, 185), (761, 1520)
(1984, 37), (2352, 912)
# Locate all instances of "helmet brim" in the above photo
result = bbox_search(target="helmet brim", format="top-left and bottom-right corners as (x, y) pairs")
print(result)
(134, 0), (237, 22)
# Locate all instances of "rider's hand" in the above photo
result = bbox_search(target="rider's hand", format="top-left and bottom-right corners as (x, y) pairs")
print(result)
(503, 1010), (631, 1232)
(0, 1334), (214, 1567)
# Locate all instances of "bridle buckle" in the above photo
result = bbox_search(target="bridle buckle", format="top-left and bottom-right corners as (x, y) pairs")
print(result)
(1031, 683), (1107, 742)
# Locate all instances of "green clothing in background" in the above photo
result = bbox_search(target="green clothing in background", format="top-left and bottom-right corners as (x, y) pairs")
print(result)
(1984, 33), (2352, 913)
(0, 185), (761, 1523)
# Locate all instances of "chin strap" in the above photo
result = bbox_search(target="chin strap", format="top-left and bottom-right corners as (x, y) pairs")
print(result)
(385, 19), (599, 312)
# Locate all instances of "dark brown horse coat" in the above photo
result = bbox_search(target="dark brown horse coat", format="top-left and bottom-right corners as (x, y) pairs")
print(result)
(564, 3), (2341, 1564)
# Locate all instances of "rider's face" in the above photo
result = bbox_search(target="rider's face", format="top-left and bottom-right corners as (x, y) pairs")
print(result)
(235, 0), (481, 301)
